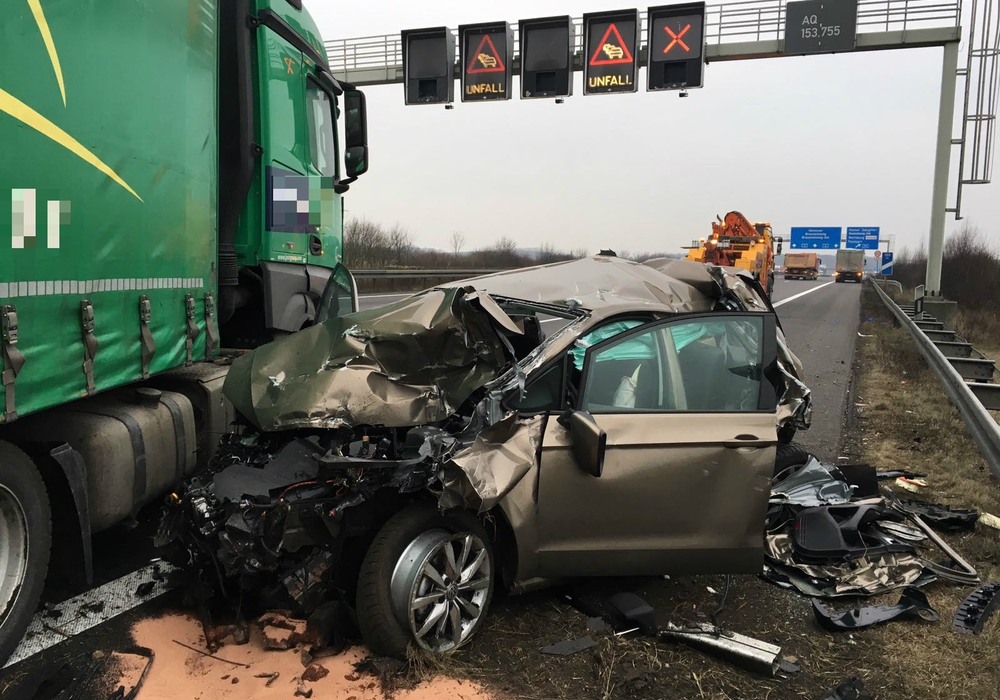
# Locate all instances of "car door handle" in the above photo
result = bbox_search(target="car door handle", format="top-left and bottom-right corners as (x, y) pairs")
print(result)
(723, 435), (771, 449)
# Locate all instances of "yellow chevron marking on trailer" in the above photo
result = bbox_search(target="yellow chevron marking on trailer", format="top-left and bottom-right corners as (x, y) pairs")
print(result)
(26, 0), (67, 107)
(0, 87), (142, 201)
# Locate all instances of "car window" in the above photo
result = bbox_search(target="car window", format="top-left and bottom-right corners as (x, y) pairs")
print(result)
(508, 361), (564, 412)
(306, 81), (337, 177)
(570, 319), (643, 370)
(582, 316), (764, 413)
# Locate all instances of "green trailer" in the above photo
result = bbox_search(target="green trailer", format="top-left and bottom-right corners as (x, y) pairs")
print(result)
(0, 0), (368, 664)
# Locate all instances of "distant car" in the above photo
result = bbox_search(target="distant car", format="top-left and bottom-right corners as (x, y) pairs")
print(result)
(159, 257), (812, 659)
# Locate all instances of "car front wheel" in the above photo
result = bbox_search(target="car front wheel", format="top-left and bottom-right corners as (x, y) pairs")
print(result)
(356, 503), (494, 658)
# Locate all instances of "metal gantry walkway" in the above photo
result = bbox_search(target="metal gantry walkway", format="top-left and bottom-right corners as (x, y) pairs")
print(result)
(325, 0), (962, 86)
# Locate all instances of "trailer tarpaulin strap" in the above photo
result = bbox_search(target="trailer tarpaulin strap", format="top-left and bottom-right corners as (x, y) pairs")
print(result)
(204, 292), (219, 360)
(139, 295), (156, 379)
(184, 294), (199, 366)
(80, 300), (99, 395)
(1, 305), (25, 422)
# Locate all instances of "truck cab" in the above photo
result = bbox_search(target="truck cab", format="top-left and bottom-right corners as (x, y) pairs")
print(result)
(0, 0), (366, 665)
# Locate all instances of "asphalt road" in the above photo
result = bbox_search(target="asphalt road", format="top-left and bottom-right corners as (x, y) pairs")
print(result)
(770, 277), (863, 460)
(1, 276), (861, 689)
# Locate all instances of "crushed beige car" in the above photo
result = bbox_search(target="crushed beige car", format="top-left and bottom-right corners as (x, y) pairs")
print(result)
(158, 255), (811, 658)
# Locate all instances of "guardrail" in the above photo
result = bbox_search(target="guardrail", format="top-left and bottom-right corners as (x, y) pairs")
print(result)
(351, 269), (509, 279)
(869, 280), (1000, 478)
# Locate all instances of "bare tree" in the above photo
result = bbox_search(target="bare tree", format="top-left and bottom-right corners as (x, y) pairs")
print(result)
(388, 224), (413, 265)
(449, 231), (466, 256)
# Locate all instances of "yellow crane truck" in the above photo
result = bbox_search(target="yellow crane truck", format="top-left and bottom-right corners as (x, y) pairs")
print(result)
(684, 211), (783, 296)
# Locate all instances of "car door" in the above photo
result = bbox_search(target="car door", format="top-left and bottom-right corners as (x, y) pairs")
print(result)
(534, 313), (780, 578)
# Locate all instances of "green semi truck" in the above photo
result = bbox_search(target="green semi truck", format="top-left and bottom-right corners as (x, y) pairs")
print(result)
(0, 0), (367, 664)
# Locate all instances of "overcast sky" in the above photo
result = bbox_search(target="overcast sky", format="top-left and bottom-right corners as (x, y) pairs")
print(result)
(310, 1), (999, 256)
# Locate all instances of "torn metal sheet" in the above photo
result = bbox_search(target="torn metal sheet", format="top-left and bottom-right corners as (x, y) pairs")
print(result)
(660, 622), (782, 677)
(770, 458), (853, 507)
(439, 414), (542, 513)
(812, 587), (939, 631)
(224, 287), (519, 432)
(764, 533), (926, 597)
(446, 256), (716, 313)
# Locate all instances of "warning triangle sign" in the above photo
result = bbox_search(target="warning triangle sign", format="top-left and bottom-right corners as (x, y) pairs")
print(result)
(589, 23), (633, 66)
(467, 34), (505, 74)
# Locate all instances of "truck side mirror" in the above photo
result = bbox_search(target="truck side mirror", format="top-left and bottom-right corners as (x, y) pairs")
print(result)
(776, 237), (783, 256)
(558, 410), (606, 477)
(344, 89), (368, 179)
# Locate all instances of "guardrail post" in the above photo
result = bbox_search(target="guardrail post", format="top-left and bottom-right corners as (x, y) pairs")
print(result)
(926, 40), (960, 296)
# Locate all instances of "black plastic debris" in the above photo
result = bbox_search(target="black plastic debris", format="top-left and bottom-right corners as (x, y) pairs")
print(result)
(540, 636), (597, 656)
(834, 464), (879, 499)
(609, 592), (658, 635)
(793, 505), (911, 561)
(135, 581), (156, 597)
(818, 677), (874, 700)
(953, 582), (1000, 635)
(897, 499), (978, 532)
(812, 586), (939, 631)
(875, 469), (927, 481)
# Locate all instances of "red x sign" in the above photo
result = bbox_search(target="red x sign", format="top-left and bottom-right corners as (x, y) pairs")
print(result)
(663, 24), (691, 53)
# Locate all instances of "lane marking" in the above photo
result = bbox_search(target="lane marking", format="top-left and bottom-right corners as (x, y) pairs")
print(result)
(359, 292), (414, 300)
(4, 562), (175, 668)
(772, 281), (836, 308)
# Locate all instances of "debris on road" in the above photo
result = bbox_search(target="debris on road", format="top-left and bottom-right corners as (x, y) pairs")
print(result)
(952, 582), (1000, 635)
(818, 677), (874, 700)
(134, 581), (156, 597)
(896, 499), (978, 532)
(812, 587), (939, 631)
(895, 476), (929, 492)
(539, 637), (598, 656)
(763, 459), (981, 597)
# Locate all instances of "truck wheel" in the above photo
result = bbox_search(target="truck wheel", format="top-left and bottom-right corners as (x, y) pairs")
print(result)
(773, 442), (813, 480)
(0, 442), (52, 666)
(356, 503), (494, 659)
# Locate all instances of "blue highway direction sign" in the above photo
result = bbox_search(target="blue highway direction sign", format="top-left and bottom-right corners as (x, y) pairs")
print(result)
(880, 251), (894, 275)
(846, 226), (880, 250)
(789, 227), (841, 249)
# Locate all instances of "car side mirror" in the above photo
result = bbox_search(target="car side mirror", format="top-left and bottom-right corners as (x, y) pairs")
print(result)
(559, 410), (606, 478)
(344, 89), (368, 179)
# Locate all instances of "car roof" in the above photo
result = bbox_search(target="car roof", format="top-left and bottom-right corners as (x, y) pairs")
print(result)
(440, 255), (723, 314)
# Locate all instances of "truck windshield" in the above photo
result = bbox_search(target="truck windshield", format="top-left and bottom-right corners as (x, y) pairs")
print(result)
(306, 82), (337, 177)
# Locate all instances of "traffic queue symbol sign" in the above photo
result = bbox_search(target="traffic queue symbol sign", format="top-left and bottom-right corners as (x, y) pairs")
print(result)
(664, 23), (692, 53)
(467, 34), (506, 74)
(589, 23), (633, 65)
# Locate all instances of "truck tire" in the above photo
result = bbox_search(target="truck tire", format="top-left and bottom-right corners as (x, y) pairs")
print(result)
(0, 442), (52, 666)
(773, 442), (813, 480)
(356, 503), (494, 659)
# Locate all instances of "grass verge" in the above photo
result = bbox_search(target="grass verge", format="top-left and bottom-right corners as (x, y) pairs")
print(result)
(844, 286), (1000, 699)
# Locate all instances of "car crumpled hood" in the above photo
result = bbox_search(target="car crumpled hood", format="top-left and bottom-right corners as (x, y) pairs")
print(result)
(224, 286), (522, 432)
